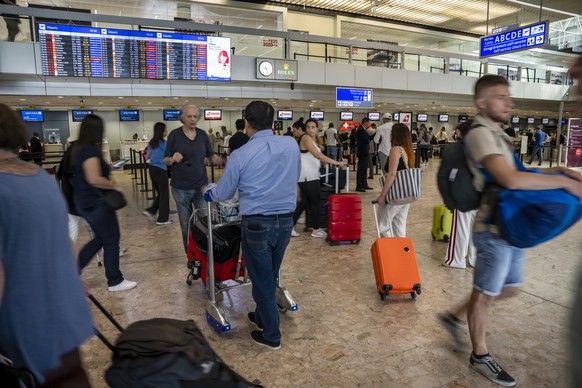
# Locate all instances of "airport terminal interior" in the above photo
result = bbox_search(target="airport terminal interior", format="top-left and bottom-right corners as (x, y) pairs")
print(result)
(1, 0), (582, 387)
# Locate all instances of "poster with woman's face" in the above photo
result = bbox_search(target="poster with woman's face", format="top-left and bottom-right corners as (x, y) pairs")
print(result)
(206, 37), (231, 81)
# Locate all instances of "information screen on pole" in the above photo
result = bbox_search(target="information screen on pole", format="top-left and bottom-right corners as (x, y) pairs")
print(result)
(566, 118), (582, 168)
(480, 21), (548, 58)
(336, 87), (373, 108)
(38, 23), (231, 81)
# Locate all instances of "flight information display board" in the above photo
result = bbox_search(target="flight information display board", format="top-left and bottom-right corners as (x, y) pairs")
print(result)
(38, 23), (231, 81)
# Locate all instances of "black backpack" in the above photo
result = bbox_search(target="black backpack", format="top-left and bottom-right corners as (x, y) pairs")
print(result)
(437, 123), (483, 212)
(55, 146), (79, 216)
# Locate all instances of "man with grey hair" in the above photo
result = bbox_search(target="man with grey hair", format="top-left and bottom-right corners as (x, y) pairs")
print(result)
(164, 103), (222, 254)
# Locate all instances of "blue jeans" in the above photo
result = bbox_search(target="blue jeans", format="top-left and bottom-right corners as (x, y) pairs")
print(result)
(528, 145), (543, 164)
(78, 202), (123, 287)
(242, 215), (293, 343)
(326, 145), (338, 160)
(172, 186), (206, 253)
(472, 231), (526, 296)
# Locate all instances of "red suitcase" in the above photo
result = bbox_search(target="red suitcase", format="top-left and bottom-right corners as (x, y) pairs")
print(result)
(327, 194), (362, 245)
(187, 236), (245, 286)
(371, 203), (422, 300)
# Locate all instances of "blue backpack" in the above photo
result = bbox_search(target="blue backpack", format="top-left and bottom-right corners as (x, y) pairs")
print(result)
(491, 155), (582, 248)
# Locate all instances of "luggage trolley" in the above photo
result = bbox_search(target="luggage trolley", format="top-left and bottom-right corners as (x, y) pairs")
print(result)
(186, 200), (298, 333)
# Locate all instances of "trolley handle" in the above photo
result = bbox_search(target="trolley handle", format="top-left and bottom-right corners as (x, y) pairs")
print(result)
(371, 201), (381, 239)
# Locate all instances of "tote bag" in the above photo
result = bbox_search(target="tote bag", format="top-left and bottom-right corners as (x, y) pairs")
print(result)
(380, 168), (422, 205)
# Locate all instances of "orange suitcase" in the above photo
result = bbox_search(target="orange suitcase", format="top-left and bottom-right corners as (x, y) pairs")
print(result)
(371, 203), (422, 300)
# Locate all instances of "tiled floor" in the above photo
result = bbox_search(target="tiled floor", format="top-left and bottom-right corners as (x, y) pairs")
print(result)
(78, 160), (580, 387)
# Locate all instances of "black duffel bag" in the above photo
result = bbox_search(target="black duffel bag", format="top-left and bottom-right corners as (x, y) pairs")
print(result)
(190, 217), (241, 263)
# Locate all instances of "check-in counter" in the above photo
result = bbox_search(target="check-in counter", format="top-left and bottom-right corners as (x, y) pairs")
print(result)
(121, 140), (149, 159)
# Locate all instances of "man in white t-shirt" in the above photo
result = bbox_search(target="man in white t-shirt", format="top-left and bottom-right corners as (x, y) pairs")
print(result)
(373, 113), (393, 173)
(324, 123), (340, 160)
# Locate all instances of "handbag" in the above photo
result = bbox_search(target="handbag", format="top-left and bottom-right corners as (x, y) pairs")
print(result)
(100, 189), (127, 211)
(379, 148), (422, 205)
(0, 354), (38, 388)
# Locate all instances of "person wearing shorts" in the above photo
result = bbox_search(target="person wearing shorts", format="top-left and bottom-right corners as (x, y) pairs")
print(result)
(438, 75), (582, 387)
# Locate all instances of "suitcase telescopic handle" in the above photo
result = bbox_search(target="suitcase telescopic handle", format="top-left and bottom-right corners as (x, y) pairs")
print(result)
(371, 201), (381, 239)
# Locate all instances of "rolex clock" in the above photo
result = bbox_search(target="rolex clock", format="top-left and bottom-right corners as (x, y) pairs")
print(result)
(256, 59), (274, 79)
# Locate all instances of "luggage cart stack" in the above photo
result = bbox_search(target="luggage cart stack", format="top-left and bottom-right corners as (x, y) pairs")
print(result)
(186, 200), (298, 333)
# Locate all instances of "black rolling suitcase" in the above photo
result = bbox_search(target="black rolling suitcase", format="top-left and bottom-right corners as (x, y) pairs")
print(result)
(90, 295), (260, 388)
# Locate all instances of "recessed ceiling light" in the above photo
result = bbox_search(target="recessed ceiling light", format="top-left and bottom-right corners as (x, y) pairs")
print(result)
(173, 97), (179, 100)
(99, 102), (103, 104)
(118, 96), (124, 99)
(148, 102), (152, 104)
(19, 98), (25, 101)
(45, 102), (50, 104)
(57, 96), (63, 99)
(224, 98), (229, 100)
(134, 99), (139, 102)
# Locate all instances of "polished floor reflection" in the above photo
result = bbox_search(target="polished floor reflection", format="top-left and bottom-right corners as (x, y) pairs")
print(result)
(78, 161), (579, 387)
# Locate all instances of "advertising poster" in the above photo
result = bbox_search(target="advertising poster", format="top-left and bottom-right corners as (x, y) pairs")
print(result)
(204, 36), (231, 81)
(566, 118), (582, 168)
(399, 112), (412, 127)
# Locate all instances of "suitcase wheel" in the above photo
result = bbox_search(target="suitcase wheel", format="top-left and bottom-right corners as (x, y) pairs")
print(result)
(187, 260), (194, 269)
(413, 284), (422, 295)
(328, 240), (339, 246)
(352, 240), (360, 244)
(443, 235), (449, 242)
(410, 292), (417, 300)
(277, 304), (288, 313)
(186, 273), (193, 286)
(380, 292), (386, 301)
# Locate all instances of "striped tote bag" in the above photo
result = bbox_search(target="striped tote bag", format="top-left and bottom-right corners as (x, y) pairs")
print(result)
(380, 168), (422, 205)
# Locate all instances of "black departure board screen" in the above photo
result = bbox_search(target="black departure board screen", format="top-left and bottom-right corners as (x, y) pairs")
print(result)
(38, 23), (231, 81)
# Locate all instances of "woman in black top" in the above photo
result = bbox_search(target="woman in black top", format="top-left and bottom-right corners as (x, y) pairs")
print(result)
(71, 114), (136, 292)
(375, 123), (416, 237)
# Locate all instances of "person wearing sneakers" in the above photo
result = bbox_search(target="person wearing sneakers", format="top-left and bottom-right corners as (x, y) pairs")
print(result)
(438, 75), (582, 387)
(443, 121), (477, 269)
(71, 114), (136, 292)
(206, 100), (300, 350)
(143, 122), (171, 225)
(291, 119), (346, 238)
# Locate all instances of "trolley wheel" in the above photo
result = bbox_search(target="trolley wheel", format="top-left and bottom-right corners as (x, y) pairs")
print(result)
(98, 262), (103, 267)
(187, 261), (194, 269)
(328, 240), (339, 246)
(186, 274), (193, 286)
(411, 292), (417, 300)
(443, 235), (450, 242)
(352, 240), (360, 244)
(277, 304), (288, 313)
(380, 292), (386, 301)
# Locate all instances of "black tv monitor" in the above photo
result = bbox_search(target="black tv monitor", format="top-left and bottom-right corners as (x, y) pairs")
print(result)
(21, 110), (44, 122)
(368, 112), (380, 121)
(339, 111), (353, 121)
(438, 114), (449, 123)
(204, 109), (222, 120)
(416, 113), (428, 122)
(310, 111), (324, 121)
(511, 116), (520, 124)
(393, 113), (399, 121)
(458, 115), (469, 123)
(277, 110), (293, 121)
(163, 109), (181, 121)
(527, 117), (535, 124)
(72, 109), (93, 122)
(119, 110), (140, 121)
(541, 117), (549, 125)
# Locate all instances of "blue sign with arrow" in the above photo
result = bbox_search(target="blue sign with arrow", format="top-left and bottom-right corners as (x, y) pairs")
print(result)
(336, 87), (373, 108)
(480, 20), (548, 58)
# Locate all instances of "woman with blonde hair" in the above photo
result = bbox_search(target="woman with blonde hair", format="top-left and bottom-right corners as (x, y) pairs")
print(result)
(375, 123), (416, 237)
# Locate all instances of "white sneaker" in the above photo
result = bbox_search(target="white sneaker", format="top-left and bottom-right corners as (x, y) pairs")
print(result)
(156, 220), (173, 226)
(108, 279), (137, 292)
(297, 216), (305, 224)
(142, 210), (155, 221)
(311, 228), (327, 238)
(291, 229), (300, 237)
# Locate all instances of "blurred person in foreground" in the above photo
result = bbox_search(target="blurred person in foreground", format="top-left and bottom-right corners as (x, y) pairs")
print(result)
(0, 103), (94, 386)
(569, 54), (582, 388)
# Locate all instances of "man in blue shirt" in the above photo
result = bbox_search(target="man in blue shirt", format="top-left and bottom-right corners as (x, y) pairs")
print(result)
(164, 104), (222, 253)
(527, 127), (547, 166)
(207, 101), (300, 350)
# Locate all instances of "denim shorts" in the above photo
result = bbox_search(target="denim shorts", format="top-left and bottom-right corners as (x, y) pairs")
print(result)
(472, 231), (526, 296)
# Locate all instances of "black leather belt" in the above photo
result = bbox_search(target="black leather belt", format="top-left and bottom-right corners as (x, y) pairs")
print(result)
(243, 212), (293, 219)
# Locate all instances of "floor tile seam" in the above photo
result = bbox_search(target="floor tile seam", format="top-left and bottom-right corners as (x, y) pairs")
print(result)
(519, 290), (574, 311)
